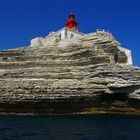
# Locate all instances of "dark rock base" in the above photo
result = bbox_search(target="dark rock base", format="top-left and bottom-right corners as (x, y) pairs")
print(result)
(0, 97), (140, 115)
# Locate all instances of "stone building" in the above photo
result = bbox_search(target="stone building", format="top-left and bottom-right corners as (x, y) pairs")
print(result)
(48, 27), (84, 40)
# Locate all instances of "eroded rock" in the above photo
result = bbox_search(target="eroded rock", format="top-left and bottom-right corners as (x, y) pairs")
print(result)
(0, 31), (139, 115)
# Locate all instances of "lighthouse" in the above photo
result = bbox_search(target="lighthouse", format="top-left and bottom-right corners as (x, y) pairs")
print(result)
(46, 13), (84, 40)
(65, 13), (79, 30)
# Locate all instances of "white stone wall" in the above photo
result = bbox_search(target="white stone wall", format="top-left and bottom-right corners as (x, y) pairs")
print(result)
(56, 28), (83, 40)
(117, 46), (133, 65)
(66, 30), (83, 39)
(30, 28), (84, 47)
(30, 37), (43, 47)
(60, 30), (66, 40)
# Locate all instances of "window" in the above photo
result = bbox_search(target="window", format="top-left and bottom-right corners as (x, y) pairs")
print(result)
(70, 34), (74, 38)
(59, 33), (61, 40)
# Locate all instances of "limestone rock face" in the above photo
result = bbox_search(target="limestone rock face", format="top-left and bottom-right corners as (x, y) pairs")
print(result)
(0, 31), (139, 114)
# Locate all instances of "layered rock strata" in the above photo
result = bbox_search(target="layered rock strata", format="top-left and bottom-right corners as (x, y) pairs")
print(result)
(0, 31), (139, 115)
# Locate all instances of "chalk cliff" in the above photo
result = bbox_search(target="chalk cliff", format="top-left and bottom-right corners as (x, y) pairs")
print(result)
(0, 31), (139, 115)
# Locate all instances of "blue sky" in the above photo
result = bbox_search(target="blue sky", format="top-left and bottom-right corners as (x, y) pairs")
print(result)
(0, 0), (139, 66)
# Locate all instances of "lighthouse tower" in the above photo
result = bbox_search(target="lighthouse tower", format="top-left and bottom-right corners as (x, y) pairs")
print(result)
(47, 13), (84, 40)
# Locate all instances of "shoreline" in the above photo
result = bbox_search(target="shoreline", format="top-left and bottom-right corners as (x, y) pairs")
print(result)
(0, 110), (140, 116)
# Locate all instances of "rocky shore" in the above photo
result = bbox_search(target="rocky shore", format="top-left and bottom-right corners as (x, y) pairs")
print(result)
(0, 31), (140, 115)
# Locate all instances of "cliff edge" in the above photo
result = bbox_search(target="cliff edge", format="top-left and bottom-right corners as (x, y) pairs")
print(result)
(0, 31), (139, 115)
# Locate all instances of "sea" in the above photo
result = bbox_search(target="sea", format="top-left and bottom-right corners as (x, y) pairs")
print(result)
(0, 114), (139, 140)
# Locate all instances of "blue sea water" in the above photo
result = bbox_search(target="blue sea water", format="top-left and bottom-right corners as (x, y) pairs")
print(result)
(0, 115), (139, 140)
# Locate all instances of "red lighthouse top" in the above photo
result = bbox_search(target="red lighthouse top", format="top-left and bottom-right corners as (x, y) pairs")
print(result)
(65, 13), (79, 30)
